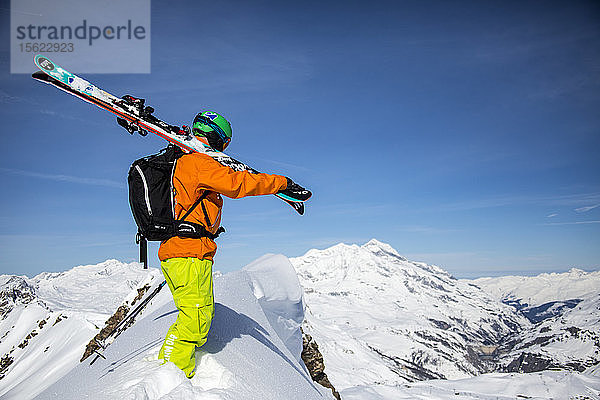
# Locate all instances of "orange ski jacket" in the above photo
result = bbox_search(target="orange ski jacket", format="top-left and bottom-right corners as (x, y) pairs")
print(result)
(158, 152), (288, 262)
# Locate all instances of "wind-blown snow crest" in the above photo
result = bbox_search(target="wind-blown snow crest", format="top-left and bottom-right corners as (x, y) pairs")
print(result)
(244, 254), (305, 362)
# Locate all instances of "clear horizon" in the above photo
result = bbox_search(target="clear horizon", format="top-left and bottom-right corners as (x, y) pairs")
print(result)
(1, 0), (598, 279)
(3, 238), (599, 281)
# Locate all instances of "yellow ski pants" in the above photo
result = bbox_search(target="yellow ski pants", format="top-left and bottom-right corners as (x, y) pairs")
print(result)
(158, 257), (214, 378)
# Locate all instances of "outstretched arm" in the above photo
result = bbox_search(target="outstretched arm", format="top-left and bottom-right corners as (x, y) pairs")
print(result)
(186, 153), (288, 199)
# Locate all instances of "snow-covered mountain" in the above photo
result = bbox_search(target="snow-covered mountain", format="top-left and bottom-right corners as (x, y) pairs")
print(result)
(290, 239), (600, 399)
(0, 241), (599, 399)
(290, 240), (527, 389)
(473, 268), (600, 323)
(0, 260), (160, 398)
(473, 268), (600, 306)
(473, 269), (600, 374)
(502, 292), (600, 373)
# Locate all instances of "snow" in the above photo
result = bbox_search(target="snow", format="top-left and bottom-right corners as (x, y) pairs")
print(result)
(290, 239), (528, 388)
(30, 254), (332, 400)
(324, 368), (600, 399)
(32, 260), (161, 318)
(587, 363), (600, 376)
(400, 371), (600, 400)
(472, 268), (600, 306)
(471, 268), (600, 372)
(243, 254), (305, 362)
(290, 239), (600, 399)
(500, 292), (600, 371)
(1, 240), (599, 400)
(0, 260), (160, 399)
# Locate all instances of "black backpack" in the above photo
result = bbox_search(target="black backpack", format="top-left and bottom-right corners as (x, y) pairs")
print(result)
(128, 145), (224, 242)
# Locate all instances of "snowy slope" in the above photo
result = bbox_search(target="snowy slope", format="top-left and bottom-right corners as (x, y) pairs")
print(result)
(500, 292), (600, 373)
(0, 260), (160, 399)
(33, 254), (334, 400)
(342, 370), (600, 400)
(471, 269), (600, 373)
(2, 245), (599, 400)
(290, 239), (529, 395)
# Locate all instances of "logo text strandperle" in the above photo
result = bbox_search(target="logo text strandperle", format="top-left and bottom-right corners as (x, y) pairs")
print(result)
(15, 19), (146, 46)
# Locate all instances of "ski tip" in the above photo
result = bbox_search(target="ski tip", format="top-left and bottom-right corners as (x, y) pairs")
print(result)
(275, 192), (308, 215)
(33, 54), (57, 73)
(32, 71), (46, 80)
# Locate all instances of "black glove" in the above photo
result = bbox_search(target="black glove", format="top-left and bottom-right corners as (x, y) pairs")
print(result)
(279, 177), (312, 201)
(286, 177), (304, 192)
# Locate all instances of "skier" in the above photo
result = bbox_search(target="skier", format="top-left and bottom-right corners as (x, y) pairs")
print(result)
(33, 57), (311, 374)
(146, 111), (302, 378)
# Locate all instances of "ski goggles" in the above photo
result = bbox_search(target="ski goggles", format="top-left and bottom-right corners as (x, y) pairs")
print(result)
(192, 114), (231, 147)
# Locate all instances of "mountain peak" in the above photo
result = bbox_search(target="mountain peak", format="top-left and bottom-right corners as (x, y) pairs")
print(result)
(361, 239), (406, 261)
(292, 240), (457, 296)
(567, 268), (587, 276)
(291, 241), (530, 388)
(0, 276), (39, 319)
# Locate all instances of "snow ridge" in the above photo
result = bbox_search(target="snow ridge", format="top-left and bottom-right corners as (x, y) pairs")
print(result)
(473, 268), (600, 307)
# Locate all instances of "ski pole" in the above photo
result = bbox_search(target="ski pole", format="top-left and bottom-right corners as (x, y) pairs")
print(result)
(90, 280), (166, 365)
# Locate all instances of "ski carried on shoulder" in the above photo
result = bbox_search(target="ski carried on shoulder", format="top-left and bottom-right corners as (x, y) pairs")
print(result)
(31, 55), (311, 214)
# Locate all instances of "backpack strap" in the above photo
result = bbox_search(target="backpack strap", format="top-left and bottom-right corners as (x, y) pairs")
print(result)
(176, 190), (225, 240)
(180, 190), (210, 222)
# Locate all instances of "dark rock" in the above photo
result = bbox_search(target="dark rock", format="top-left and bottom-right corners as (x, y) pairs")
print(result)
(505, 352), (553, 373)
(301, 330), (341, 400)
(0, 277), (37, 320)
(52, 314), (65, 326)
(0, 354), (14, 380)
(566, 327), (580, 337)
(429, 319), (451, 330)
(367, 344), (445, 381)
(80, 284), (151, 362)
(80, 305), (129, 362)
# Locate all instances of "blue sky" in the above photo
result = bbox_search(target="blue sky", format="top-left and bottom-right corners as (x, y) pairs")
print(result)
(0, 0), (599, 278)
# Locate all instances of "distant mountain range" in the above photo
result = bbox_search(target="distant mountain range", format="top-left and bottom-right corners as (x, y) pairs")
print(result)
(0, 240), (598, 399)
(474, 268), (600, 373)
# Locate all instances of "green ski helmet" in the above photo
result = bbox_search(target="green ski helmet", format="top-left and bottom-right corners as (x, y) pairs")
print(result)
(192, 111), (232, 151)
